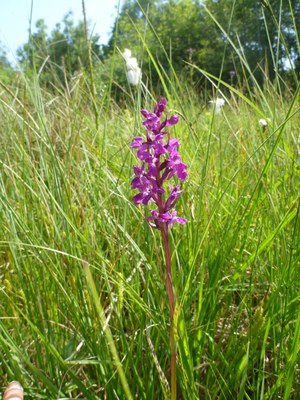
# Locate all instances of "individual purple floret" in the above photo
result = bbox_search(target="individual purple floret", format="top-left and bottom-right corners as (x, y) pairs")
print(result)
(131, 98), (188, 230)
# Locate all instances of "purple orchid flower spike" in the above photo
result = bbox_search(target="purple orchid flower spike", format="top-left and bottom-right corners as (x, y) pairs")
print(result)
(131, 97), (188, 230)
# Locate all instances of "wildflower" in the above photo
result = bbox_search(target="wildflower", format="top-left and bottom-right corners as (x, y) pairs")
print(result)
(187, 47), (194, 60)
(209, 97), (225, 113)
(131, 98), (187, 398)
(146, 209), (187, 230)
(122, 48), (142, 86)
(259, 118), (268, 127)
(131, 98), (187, 230)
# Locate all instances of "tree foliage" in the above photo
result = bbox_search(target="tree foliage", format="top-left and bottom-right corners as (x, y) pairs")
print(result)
(105, 0), (299, 89)
(13, 1), (299, 92)
(0, 42), (15, 85)
(17, 12), (103, 86)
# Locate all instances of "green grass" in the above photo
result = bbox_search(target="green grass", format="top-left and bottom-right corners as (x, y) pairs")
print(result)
(0, 9), (299, 400)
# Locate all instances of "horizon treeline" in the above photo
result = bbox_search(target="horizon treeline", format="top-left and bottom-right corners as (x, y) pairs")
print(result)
(0, 0), (299, 93)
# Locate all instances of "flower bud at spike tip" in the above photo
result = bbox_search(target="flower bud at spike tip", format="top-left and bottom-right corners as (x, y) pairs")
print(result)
(131, 98), (187, 230)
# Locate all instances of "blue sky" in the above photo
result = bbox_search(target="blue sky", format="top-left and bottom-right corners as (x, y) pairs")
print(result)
(0, 0), (123, 63)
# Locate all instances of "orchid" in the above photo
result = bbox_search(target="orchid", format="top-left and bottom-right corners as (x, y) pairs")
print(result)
(131, 98), (187, 230)
(131, 98), (188, 399)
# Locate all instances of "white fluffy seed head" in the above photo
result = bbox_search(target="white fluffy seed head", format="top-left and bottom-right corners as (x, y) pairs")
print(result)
(259, 118), (268, 127)
(122, 48), (132, 61)
(122, 48), (142, 85)
(127, 67), (142, 85)
(209, 97), (225, 113)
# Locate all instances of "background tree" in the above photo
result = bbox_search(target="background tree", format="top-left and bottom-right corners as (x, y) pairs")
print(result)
(203, 0), (299, 83)
(15, 0), (298, 94)
(17, 12), (103, 87)
(0, 42), (15, 85)
(105, 0), (299, 92)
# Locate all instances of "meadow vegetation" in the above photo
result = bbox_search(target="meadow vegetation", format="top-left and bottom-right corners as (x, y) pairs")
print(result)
(0, 0), (299, 399)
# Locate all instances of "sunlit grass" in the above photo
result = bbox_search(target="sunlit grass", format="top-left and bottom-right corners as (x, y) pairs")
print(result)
(0, 3), (299, 399)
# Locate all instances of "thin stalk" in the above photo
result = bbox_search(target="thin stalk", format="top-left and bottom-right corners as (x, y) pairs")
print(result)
(161, 223), (177, 400)
(83, 261), (133, 400)
(82, 0), (99, 129)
